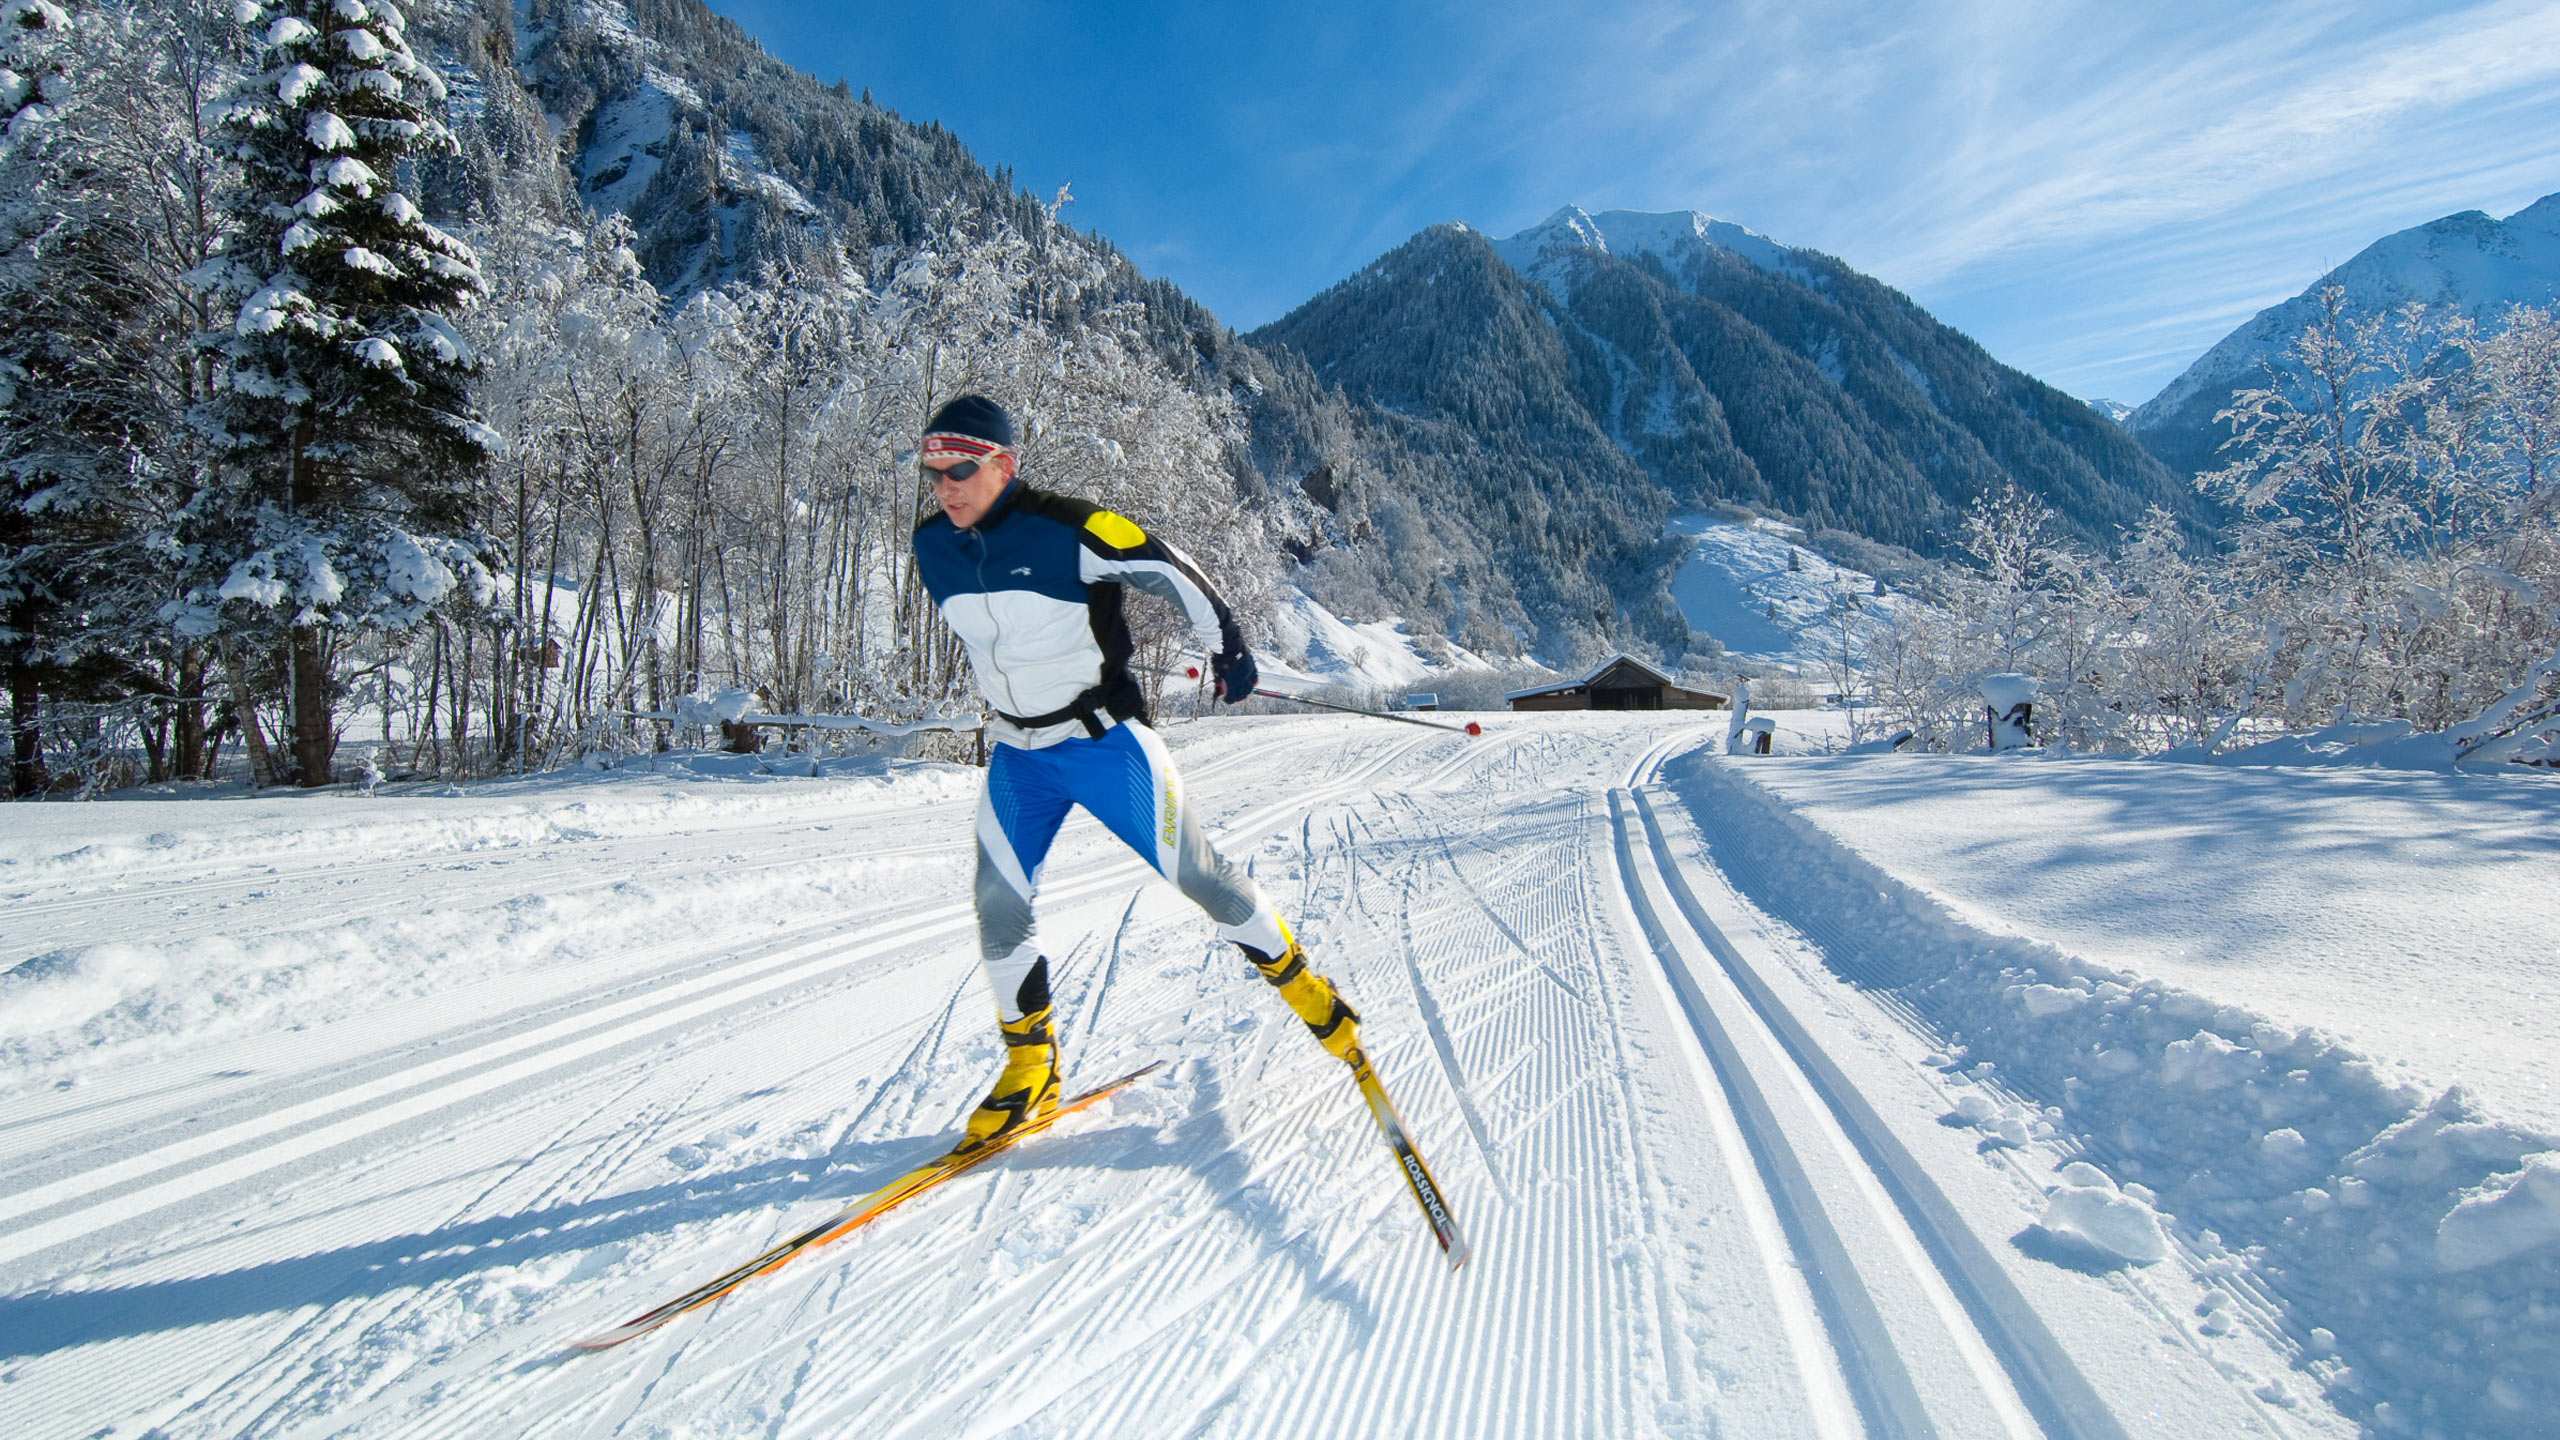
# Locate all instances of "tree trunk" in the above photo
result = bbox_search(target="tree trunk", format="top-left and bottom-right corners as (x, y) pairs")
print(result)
(290, 625), (335, 786)
(220, 641), (277, 788)
(174, 646), (209, 780)
(7, 639), (45, 798)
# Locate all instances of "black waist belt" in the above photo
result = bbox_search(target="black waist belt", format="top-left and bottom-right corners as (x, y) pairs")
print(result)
(996, 675), (1149, 739)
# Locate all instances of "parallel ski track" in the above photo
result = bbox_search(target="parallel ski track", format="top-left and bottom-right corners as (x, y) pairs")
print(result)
(1611, 743), (2131, 1440)
(0, 731), (1449, 1279)
(6, 718), (1857, 1440)
(943, 719), (1754, 1439)
(1659, 759), (2316, 1417)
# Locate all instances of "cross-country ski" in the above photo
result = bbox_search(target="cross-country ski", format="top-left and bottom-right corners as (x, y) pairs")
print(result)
(571, 1061), (1168, 1352)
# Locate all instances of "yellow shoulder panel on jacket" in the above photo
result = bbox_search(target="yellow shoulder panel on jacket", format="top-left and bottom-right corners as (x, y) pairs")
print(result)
(1085, 511), (1148, 549)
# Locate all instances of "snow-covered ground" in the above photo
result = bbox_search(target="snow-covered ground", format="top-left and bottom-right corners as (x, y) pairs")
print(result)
(0, 714), (2546, 1437)
(1665, 515), (1914, 674)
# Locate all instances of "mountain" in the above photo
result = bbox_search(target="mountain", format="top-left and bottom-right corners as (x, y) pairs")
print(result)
(2087, 398), (2136, 426)
(1252, 208), (2203, 589)
(2129, 192), (2560, 478)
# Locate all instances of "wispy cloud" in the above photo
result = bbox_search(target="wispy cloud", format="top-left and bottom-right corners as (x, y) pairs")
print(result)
(1365, 0), (2560, 399)
(711, 0), (2560, 400)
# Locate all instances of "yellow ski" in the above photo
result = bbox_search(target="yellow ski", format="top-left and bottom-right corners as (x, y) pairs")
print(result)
(570, 1061), (1163, 1352)
(1347, 1047), (1469, 1268)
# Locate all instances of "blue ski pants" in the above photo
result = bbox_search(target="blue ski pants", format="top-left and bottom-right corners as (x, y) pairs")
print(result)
(973, 720), (1290, 1021)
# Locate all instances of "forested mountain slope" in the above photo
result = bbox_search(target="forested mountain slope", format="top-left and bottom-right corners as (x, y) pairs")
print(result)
(1254, 209), (2204, 575)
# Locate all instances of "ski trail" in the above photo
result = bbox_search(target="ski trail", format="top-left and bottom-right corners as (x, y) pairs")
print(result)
(1617, 768), (2128, 1440)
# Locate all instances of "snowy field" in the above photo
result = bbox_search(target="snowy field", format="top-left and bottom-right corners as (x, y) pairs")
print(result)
(0, 714), (2549, 1437)
(1665, 515), (1913, 674)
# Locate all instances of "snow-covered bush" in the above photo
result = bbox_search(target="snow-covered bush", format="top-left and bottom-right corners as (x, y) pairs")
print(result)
(1860, 296), (2560, 766)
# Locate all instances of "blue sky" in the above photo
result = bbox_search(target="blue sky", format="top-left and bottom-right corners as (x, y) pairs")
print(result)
(702, 0), (2560, 405)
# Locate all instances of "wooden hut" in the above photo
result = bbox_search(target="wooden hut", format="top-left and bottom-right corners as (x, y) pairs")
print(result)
(1505, 654), (1729, 712)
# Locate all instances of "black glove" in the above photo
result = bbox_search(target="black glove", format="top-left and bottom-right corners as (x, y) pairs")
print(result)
(1210, 647), (1258, 705)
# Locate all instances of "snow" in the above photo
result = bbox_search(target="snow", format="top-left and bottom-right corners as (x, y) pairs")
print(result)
(304, 109), (355, 151)
(671, 685), (753, 728)
(1260, 584), (1497, 693)
(236, 283), (308, 334)
(341, 244), (399, 277)
(1721, 752), (2560, 1132)
(316, 156), (381, 193)
(265, 15), (317, 48)
(335, 26), (387, 62)
(0, 714), (2545, 1436)
(378, 528), (452, 604)
(2, 0), (72, 30)
(276, 62), (328, 106)
(1977, 673), (2039, 709)
(2437, 1154), (2560, 1273)
(577, 87), (675, 215)
(1664, 512), (1914, 672)
(1673, 739), (2560, 1434)
(2035, 1177), (2169, 1266)
(353, 335), (402, 368)
(1488, 205), (1808, 297)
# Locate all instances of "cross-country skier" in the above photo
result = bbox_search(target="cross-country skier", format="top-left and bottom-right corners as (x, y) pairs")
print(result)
(909, 395), (1364, 1153)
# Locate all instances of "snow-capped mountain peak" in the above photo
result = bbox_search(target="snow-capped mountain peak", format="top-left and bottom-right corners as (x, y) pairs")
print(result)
(2129, 190), (2560, 475)
(1488, 205), (1799, 289)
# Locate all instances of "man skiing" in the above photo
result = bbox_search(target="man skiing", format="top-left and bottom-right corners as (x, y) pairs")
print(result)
(909, 394), (1364, 1153)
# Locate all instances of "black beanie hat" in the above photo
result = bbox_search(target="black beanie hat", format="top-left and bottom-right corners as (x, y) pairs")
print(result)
(922, 394), (1015, 450)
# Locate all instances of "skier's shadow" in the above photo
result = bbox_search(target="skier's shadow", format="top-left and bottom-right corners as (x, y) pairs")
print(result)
(0, 1061), (1376, 1363)
(994, 1058), (1381, 1351)
(0, 1131), (948, 1361)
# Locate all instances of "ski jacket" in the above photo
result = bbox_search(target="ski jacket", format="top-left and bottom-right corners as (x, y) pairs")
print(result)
(913, 479), (1242, 749)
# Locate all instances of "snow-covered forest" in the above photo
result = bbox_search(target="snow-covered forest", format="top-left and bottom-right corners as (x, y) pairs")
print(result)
(0, 0), (1291, 796)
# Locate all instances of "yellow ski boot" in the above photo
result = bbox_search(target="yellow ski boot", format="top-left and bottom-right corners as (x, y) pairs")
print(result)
(957, 1005), (1060, 1154)
(1248, 941), (1362, 1062)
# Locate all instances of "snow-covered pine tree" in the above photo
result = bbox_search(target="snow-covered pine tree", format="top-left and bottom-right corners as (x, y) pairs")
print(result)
(0, 0), (76, 795)
(184, 0), (498, 786)
(2, 0), (176, 797)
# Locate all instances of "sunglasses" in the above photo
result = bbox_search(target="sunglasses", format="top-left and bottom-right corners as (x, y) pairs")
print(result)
(920, 457), (989, 483)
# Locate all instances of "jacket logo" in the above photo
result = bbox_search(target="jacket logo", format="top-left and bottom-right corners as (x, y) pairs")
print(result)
(1011, 566), (1034, 576)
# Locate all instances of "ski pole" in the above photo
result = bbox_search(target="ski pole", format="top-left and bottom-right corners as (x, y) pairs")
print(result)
(1180, 666), (1483, 737)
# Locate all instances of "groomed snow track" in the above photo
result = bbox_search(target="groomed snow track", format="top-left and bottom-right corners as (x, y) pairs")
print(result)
(1610, 750), (2110, 1440)
(0, 717), (2327, 1438)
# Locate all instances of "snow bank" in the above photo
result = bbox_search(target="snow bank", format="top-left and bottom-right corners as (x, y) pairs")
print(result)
(2035, 1164), (2169, 1266)
(1666, 750), (2560, 1437)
